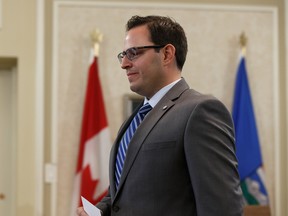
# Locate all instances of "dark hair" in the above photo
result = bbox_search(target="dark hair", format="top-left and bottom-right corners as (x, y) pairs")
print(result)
(126, 15), (188, 71)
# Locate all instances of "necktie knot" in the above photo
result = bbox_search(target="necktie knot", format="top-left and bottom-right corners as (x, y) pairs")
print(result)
(138, 103), (152, 117)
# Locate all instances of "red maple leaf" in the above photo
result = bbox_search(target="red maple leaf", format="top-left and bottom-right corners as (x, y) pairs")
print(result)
(79, 165), (108, 206)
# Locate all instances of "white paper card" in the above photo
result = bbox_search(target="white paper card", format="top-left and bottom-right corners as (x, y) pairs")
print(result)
(81, 196), (102, 216)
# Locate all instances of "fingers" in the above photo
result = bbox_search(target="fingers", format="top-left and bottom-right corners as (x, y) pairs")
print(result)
(76, 207), (88, 216)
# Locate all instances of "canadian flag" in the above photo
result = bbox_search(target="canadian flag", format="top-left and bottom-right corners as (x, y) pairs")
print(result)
(70, 54), (111, 215)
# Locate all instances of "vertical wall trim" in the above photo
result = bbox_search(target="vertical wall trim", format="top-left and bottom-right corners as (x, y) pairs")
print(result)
(0, 0), (2, 29)
(51, 2), (60, 216)
(272, 7), (282, 216)
(11, 66), (17, 216)
(35, 0), (44, 215)
(285, 0), (288, 215)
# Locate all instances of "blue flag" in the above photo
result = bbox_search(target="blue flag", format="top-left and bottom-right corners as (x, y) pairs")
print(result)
(232, 55), (269, 205)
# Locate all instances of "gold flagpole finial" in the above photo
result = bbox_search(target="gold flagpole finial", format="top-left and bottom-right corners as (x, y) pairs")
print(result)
(90, 29), (103, 57)
(239, 32), (247, 56)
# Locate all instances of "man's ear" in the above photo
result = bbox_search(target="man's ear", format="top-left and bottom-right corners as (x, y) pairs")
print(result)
(162, 44), (176, 66)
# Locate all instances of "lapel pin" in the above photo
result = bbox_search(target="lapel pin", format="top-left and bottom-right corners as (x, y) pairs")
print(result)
(163, 105), (168, 110)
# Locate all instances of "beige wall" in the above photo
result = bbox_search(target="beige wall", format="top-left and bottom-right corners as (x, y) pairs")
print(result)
(0, 0), (37, 215)
(0, 0), (287, 216)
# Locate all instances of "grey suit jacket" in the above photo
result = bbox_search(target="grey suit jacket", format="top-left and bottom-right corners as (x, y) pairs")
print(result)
(97, 79), (244, 216)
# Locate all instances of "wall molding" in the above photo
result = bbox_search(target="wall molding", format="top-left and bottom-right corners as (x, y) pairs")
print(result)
(35, 0), (45, 215)
(0, 0), (2, 29)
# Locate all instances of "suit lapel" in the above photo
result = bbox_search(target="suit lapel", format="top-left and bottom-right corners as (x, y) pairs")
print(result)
(112, 79), (190, 200)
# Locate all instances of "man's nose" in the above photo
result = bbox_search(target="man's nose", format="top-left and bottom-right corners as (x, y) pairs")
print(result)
(120, 56), (132, 69)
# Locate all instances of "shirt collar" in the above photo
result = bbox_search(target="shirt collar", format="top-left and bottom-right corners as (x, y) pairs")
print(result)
(144, 78), (181, 108)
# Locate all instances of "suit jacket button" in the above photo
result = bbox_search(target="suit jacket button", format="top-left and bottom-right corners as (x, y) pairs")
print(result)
(112, 205), (120, 212)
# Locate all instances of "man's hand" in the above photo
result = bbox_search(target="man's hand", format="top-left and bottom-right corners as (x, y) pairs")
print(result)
(76, 207), (88, 216)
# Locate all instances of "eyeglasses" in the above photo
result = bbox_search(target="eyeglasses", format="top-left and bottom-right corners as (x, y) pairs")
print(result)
(117, 45), (165, 63)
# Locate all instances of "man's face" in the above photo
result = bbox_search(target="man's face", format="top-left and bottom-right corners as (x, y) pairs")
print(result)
(120, 25), (166, 98)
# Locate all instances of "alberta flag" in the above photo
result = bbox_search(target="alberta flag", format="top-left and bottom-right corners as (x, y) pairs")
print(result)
(232, 54), (269, 205)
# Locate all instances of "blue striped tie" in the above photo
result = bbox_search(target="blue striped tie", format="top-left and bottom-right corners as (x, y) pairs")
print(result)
(115, 103), (152, 188)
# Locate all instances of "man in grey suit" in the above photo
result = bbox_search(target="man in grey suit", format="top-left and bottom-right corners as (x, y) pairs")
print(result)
(77, 15), (244, 216)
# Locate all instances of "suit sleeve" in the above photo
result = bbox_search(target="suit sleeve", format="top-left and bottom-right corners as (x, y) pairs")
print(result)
(95, 187), (111, 216)
(184, 98), (244, 216)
